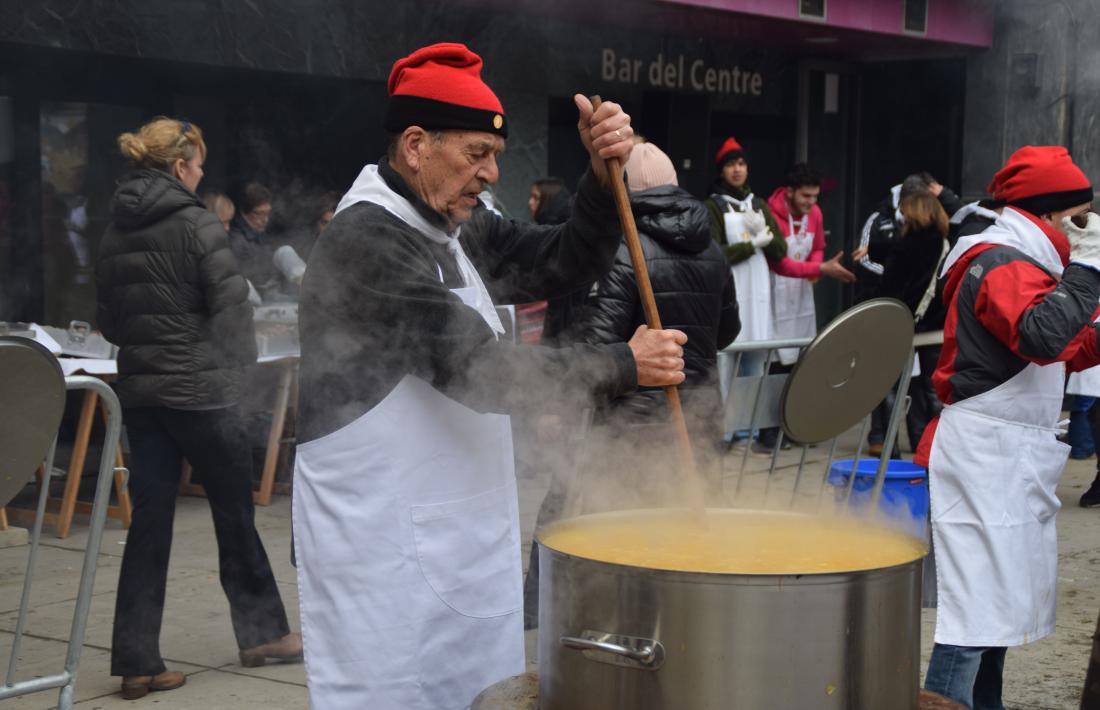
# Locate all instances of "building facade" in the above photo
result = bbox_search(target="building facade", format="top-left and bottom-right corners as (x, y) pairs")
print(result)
(0, 0), (996, 327)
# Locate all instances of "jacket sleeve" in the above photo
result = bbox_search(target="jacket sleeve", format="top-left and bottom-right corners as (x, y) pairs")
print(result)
(974, 260), (1100, 368)
(717, 266), (741, 349)
(581, 245), (639, 346)
(858, 212), (886, 275)
(195, 214), (257, 366)
(760, 203), (788, 263)
(327, 212), (637, 416)
(467, 169), (622, 304)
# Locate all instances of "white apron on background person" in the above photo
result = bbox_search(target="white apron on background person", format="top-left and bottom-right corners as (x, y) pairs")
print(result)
(717, 197), (774, 404)
(720, 196), (773, 344)
(293, 165), (523, 710)
(772, 214), (816, 365)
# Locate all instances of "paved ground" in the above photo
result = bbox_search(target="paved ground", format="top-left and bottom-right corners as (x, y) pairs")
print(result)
(2, 428), (1098, 709)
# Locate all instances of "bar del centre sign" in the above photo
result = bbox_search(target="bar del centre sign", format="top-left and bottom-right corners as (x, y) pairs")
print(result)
(601, 48), (764, 96)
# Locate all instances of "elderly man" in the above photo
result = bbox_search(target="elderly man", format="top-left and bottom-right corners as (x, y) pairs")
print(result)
(292, 43), (686, 709)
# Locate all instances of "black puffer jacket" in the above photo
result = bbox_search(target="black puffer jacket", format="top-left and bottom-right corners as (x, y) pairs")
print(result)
(583, 185), (740, 421)
(95, 169), (256, 408)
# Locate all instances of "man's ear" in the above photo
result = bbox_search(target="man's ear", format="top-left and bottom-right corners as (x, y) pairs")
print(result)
(401, 127), (428, 171)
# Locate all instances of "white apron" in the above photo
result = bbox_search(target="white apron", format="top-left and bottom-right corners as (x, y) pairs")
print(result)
(772, 214), (816, 365)
(928, 362), (1066, 646)
(720, 197), (773, 344)
(294, 167), (523, 709)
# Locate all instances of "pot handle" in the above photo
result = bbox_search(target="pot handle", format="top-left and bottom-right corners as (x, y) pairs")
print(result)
(560, 633), (665, 670)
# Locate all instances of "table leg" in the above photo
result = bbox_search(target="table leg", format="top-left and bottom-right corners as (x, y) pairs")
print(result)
(255, 364), (293, 506)
(56, 390), (97, 539)
(0, 507), (8, 531)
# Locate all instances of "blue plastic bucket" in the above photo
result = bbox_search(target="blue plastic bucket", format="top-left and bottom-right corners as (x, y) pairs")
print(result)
(827, 458), (929, 537)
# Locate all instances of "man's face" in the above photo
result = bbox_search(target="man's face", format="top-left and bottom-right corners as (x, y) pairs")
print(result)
(786, 185), (820, 218)
(721, 158), (748, 190)
(244, 202), (272, 233)
(414, 130), (504, 229)
(528, 185), (541, 219)
(1044, 201), (1093, 235)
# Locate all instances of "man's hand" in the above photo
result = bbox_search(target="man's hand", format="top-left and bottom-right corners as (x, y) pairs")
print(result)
(574, 94), (634, 187)
(628, 325), (687, 387)
(928, 181), (944, 197)
(1065, 212), (1100, 271)
(750, 230), (773, 249)
(742, 209), (767, 235)
(819, 252), (857, 283)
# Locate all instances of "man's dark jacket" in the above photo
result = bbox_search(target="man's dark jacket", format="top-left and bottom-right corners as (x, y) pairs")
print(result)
(296, 160), (638, 442)
(95, 169), (256, 408)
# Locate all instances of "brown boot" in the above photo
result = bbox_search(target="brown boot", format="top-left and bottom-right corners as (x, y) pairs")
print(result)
(239, 632), (303, 668)
(120, 670), (186, 700)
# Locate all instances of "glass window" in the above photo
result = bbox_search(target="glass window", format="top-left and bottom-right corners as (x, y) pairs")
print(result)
(39, 101), (142, 328)
(0, 96), (15, 321)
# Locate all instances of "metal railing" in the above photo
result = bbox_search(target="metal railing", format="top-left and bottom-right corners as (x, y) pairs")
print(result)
(718, 331), (943, 529)
(1, 376), (125, 709)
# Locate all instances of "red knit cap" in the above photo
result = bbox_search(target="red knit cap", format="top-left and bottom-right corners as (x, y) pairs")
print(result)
(384, 43), (507, 137)
(715, 136), (745, 168)
(987, 146), (1092, 215)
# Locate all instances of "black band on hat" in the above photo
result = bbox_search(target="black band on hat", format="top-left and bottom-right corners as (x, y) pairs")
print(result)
(717, 150), (745, 168)
(384, 95), (508, 138)
(1009, 187), (1094, 217)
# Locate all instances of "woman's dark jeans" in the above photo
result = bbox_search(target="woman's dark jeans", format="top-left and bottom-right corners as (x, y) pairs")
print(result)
(110, 405), (289, 676)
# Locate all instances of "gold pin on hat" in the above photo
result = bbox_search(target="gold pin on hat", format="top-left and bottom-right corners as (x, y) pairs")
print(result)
(493, 114), (504, 129)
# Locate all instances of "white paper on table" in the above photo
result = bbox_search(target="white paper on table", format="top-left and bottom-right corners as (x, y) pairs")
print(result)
(29, 323), (63, 355)
(59, 358), (118, 377)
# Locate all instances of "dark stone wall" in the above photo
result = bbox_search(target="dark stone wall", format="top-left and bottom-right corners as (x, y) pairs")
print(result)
(961, 0), (1098, 197)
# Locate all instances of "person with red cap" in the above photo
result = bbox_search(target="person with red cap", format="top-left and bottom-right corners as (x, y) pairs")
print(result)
(291, 43), (686, 709)
(704, 137), (786, 445)
(916, 145), (1100, 709)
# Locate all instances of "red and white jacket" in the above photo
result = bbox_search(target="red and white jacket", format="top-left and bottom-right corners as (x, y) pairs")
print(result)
(915, 207), (1100, 466)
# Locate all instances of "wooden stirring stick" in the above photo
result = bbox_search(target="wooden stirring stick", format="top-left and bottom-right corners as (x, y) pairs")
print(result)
(590, 95), (706, 514)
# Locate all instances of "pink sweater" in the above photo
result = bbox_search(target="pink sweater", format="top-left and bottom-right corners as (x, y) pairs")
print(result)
(766, 187), (825, 279)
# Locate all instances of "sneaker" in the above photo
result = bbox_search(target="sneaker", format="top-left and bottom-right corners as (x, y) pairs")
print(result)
(867, 442), (884, 457)
(1070, 446), (1096, 460)
(1081, 476), (1100, 508)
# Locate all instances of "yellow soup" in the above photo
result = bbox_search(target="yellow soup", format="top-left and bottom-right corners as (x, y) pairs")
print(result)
(538, 509), (927, 575)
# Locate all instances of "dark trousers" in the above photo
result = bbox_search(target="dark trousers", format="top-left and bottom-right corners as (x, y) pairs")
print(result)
(110, 405), (289, 676)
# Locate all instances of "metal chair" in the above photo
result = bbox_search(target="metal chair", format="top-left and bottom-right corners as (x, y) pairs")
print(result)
(0, 336), (127, 709)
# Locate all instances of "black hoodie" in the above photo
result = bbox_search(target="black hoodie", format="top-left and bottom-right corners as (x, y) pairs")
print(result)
(95, 168), (256, 408)
(583, 185), (740, 389)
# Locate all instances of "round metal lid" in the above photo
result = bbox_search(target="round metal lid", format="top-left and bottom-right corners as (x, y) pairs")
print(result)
(780, 299), (914, 444)
(0, 336), (65, 509)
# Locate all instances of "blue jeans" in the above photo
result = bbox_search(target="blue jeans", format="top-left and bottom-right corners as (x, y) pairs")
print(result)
(924, 643), (1006, 709)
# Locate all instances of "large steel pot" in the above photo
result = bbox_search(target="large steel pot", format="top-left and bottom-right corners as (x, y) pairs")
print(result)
(537, 510), (923, 710)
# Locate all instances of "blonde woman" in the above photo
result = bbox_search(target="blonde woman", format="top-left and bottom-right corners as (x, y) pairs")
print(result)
(95, 117), (300, 700)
